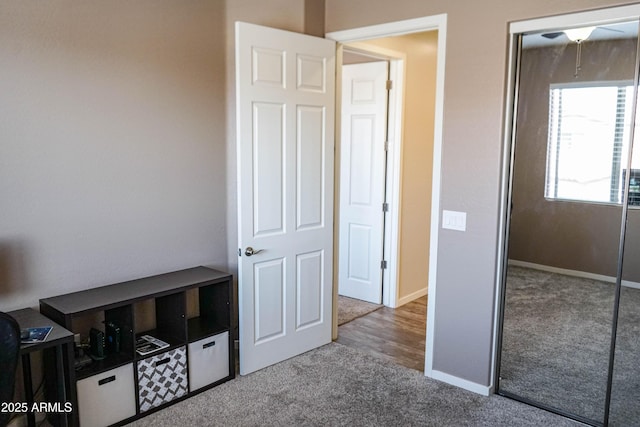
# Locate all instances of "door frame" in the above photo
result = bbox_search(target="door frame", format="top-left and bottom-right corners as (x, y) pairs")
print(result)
(339, 44), (406, 308)
(326, 14), (447, 379)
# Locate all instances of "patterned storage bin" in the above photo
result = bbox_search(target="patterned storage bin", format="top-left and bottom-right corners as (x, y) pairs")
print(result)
(137, 346), (188, 412)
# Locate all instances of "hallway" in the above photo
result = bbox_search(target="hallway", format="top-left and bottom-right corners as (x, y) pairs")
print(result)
(336, 296), (427, 371)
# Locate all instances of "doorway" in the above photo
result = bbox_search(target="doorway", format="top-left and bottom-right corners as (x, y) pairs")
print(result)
(326, 13), (449, 389)
(330, 23), (443, 375)
(337, 31), (438, 306)
(235, 15), (447, 380)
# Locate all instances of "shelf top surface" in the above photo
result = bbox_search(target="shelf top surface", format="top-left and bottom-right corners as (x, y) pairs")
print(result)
(40, 266), (231, 315)
(7, 308), (74, 352)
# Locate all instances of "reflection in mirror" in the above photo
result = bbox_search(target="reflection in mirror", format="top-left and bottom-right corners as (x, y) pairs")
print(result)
(610, 97), (640, 424)
(499, 20), (639, 425)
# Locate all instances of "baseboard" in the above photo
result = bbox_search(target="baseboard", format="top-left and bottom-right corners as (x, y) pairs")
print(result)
(427, 369), (491, 396)
(621, 280), (640, 289)
(508, 260), (640, 289)
(394, 287), (428, 308)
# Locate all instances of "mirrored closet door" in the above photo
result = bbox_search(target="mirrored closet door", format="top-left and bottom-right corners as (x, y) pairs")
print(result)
(609, 125), (640, 424)
(498, 15), (640, 427)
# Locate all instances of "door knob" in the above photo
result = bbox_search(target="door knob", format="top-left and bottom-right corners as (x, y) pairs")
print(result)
(244, 247), (264, 256)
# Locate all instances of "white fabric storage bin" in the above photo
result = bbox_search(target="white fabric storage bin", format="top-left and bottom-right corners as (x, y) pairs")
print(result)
(137, 346), (188, 412)
(76, 363), (137, 427)
(188, 331), (229, 391)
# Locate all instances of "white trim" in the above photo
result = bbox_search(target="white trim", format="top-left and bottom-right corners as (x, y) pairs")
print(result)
(396, 287), (428, 307)
(425, 15), (447, 380)
(327, 15), (447, 42)
(550, 79), (633, 90)
(328, 14), (447, 382)
(332, 45), (345, 341)
(343, 41), (408, 62)
(430, 370), (492, 396)
(384, 57), (405, 309)
(508, 260), (640, 289)
(510, 4), (640, 34)
(623, 280), (640, 291)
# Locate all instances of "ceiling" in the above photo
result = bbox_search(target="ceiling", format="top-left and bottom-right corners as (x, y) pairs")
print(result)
(522, 20), (639, 48)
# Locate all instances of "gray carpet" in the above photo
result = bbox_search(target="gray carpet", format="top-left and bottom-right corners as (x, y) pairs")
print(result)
(128, 342), (577, 427)
(337, 295), (382, 326)
(609, 283), (640, 426)
(500, 266), (640, 425)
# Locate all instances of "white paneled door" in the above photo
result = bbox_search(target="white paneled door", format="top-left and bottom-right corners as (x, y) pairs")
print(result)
(338, 62), (389, 304)
(235, 22), (335, 375)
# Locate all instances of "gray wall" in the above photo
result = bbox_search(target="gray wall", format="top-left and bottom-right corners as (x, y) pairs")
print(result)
(326, 0), (640, 388)
(6, 0), (640, 395)
(0, 0), (314, 314)
(509, 39), (638, 279)
(0, 1), (229, 310)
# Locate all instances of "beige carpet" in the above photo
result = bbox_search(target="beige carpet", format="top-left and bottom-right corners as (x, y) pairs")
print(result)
(128, 342), (578, 427)
(337, 295), (382, 325)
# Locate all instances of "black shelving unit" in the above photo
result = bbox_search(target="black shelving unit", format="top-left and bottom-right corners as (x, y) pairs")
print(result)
(40, 266), (235, 427)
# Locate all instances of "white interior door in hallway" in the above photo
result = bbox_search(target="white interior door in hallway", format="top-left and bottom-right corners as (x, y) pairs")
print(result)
(235, 22), (335, 375)
(338, 61), (389, 304)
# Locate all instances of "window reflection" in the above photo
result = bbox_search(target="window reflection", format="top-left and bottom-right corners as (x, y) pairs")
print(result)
(545, 83), (634, 203)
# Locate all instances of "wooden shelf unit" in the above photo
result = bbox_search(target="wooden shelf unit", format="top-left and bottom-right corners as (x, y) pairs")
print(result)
(40, 266), (235, 427)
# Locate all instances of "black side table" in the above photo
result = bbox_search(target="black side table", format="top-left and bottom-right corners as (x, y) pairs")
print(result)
(8, 308), (74, 427)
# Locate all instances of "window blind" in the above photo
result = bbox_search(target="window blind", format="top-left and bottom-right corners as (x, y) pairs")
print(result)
(545, 83), (634, 204)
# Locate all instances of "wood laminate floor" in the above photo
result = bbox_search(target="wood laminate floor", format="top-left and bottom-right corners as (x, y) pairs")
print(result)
(336, 296), (427, 372)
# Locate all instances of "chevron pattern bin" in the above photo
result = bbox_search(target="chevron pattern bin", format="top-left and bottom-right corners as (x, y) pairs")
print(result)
(137, 346), (188, 412)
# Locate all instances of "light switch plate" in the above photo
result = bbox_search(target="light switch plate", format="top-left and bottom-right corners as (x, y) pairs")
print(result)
(442, 210), (467, 231)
